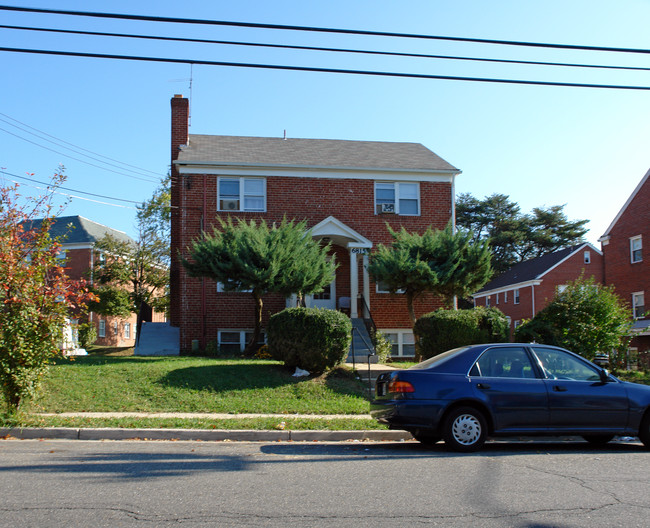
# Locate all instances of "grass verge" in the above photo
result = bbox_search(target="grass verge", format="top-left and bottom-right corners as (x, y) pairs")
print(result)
(0, 415), (385, 431)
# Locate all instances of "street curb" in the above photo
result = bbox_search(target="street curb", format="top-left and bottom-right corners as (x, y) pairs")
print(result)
(0, 427), (414, 443)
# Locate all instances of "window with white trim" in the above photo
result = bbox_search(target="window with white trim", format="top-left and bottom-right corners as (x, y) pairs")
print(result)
(376, 280), (405, 294)
(382, 330), (416, 357)
(504, 291), (508, 303)
(217, 282), (253, 293)
(496, 293), (499, 305)
(514, 289), (520, 304)
(584, 251), (591, 264)
(375, 182), (419, 215)
(98, 319), (106, 338)
(486, 296), (491, 307)
(630, 236), (642, 263)
(632, 292), (645, 319)
(218, 330), (265, 353)
(218, 177), (265, 212)
(124, 322), (131, 339)
(113, 322), (118, 336)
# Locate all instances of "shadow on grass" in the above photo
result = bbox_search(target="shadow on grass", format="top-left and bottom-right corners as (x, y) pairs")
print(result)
(157, 363), (297, 392)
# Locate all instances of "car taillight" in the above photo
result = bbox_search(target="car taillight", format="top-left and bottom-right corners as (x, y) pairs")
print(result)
(388, 380), (415, 393)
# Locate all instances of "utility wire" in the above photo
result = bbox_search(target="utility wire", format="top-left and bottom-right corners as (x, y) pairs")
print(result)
(0, 124), (160, 183)
(3, 24), (650, 73)
(0, 114), (166, 179)
(3, 170), (143, 204)
(2, 46), (649, 91)
(2, 5), (650, 54)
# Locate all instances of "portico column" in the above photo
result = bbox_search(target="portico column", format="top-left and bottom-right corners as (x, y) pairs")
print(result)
(363, 253), (370, 317)
(350, 249), (358, 318)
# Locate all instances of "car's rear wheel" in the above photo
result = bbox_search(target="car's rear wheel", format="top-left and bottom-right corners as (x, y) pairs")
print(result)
(639, 413), (650, 450)
(443, 407), (487, 452)
(582, 434), (614, 445)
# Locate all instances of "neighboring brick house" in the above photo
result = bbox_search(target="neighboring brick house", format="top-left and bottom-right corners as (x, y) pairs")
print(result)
(599, 168), (650, 359)
(28, 215), (146, 348)
(473, 243), (604, 338)
(169, 94), (461, 358)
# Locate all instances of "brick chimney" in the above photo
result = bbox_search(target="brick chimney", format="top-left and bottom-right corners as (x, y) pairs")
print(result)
(169, 94), (189, 327)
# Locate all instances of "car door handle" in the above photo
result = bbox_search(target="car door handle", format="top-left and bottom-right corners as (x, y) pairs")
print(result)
(477, 383), (490, 390)
(553, 385), (567, 392)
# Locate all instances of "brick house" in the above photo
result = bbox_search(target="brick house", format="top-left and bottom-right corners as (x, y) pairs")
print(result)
(599, 168), (650, 358)
(473, 243), (604, 338)
(29, 215), (152, 348)
(169, 94), (460, 358)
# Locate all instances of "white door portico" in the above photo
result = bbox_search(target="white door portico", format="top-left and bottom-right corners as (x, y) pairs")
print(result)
(309, 216), (373, 318)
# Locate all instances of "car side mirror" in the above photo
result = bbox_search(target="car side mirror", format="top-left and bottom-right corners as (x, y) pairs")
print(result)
(599, 369), (610, 383)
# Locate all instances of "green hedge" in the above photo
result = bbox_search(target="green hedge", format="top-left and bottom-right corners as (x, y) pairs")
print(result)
(267, 307), (352, 374)
(414, 307), (509, 359)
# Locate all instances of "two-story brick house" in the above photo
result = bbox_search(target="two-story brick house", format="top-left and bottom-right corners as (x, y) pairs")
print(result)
(29, 215), (147, 348)
(473, 243), (604, 337)
(599, 168), (650, 359)
(170, 94), (460, 357)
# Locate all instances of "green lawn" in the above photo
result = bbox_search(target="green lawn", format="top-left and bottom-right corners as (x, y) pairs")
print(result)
(21, 355), (371, 415)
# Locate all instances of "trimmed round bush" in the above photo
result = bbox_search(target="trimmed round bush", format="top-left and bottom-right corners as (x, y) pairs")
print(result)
(415, 307), (509, 360)
(267, 307), (352, 374)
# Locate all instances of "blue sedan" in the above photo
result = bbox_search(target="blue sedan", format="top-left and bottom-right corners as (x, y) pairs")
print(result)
(371, 343), (650, 452)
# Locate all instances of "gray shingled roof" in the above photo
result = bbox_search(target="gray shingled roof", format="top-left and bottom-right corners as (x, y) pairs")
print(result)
(176, 134), (459, 172)
(25, 216), (134, 245)
(475, 244), (588, 294)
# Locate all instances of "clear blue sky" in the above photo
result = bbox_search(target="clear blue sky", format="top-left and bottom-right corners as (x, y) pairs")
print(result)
(1, 0), (649, 245)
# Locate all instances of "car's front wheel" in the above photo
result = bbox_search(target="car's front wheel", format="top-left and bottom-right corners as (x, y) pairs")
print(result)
(442, 407), (487, 452)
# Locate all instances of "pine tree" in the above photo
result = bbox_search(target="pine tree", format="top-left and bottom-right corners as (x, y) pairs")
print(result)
(182, 217), (336, 354)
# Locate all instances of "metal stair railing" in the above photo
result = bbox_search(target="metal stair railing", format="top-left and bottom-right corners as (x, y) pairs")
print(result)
(350, 325), (377, 395)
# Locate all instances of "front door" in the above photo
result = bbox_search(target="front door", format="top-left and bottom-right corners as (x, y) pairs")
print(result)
(307, 277), (336, 310)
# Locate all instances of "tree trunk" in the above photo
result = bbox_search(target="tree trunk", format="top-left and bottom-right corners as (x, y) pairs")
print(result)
(245, 292), (264, 355)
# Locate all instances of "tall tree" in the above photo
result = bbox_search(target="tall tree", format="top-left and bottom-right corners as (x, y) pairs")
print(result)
(456, 193), (588, 273)
(0, 173), (95, 411)
(90, 176), (170, 316)
(368, 224), (493, 326)
(182, 217), (336, 354)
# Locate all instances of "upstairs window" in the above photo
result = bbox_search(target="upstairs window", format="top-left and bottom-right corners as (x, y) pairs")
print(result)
(633, 292), (645, 319)
(375, 182), (419, 215)
(630, 236), (642, 263)
(514, 289), (520, 305)
(218, 177), (265, 212)
(584, 251), (591, 264)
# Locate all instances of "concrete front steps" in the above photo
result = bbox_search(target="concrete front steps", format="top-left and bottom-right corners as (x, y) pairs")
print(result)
(134, 322), (180, 356)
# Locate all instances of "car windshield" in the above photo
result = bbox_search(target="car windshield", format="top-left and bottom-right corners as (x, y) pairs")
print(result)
(408, 347), (470, 370)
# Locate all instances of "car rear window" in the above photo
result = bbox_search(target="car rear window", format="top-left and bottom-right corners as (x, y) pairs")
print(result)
(408, 347), (470, 370)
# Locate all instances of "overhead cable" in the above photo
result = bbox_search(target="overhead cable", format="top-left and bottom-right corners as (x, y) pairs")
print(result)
(2, 46), (649, 91)
(1, 5), (650, 54)
(3, 24), (650, 73)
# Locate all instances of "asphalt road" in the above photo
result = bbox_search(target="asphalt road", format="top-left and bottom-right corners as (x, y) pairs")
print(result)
(0, 438), (648, 527)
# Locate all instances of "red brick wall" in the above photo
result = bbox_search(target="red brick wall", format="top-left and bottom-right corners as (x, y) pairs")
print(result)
(602, 173), (650, 352)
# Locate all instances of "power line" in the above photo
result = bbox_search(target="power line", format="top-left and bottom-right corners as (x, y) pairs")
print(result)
(2, 5), (650, 54)
(0, 113), (166, 179)
(2, 46), (649, 91)
(0, 124), (160, 183)
(4, 24), (650, 73)
(4, 171), (143, 204)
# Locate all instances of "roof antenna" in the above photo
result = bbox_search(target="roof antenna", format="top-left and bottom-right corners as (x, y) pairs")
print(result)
(188, 63), (193, 128)
(283, 130), (287, 140)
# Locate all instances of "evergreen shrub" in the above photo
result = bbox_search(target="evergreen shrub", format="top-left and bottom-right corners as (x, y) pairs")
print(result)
(415, 307), (509, 359)
(267, 307), (352, 374)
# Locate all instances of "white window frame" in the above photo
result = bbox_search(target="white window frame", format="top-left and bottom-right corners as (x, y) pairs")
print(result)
(630, 236), (642, 263)
(374, 182), (420, 216)
(514, 289), (520, 305)
(218, 177), (266, 212)
(632, 292), (645, 319)
(584, 251), (591, 264)
(218, 330), (265, 352)
(376, 280), (405, 294)
(504, 291), (508, 303)
(217, 282), (253, 293)
(98, 319), (106, 338)
(113, 321), (118, 336)
(124, 322), (131, 339)
(381, 330), (416, 358)
(496, 293), (499, 305)
(486, 296), (491, 307)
